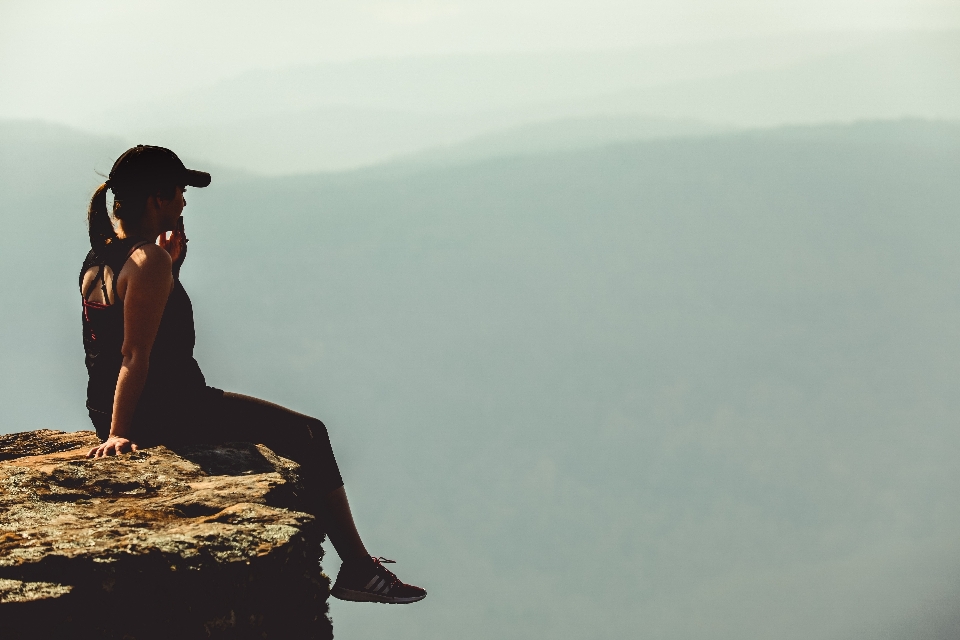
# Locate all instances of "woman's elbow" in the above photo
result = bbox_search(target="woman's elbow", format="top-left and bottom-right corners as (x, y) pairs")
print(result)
(120, 347), (151, 371)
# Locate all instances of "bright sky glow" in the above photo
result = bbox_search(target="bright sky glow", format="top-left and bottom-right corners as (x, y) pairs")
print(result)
(1, 0), (958, 120)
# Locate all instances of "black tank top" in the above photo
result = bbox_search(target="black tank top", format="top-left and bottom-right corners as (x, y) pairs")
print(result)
(80, 238), (209, 431)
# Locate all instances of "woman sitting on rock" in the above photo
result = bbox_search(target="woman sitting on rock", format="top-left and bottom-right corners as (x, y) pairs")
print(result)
(80, 145), (425, 605)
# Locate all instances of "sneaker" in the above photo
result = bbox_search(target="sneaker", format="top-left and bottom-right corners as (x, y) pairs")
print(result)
(331, 556), (427, 604)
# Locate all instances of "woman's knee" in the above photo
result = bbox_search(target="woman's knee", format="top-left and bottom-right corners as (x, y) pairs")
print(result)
(303, 416), (329, 443)
(222, 391), (331, 448)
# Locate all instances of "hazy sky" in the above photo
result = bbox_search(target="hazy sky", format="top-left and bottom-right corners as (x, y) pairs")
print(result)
(2, 0), (959, 121)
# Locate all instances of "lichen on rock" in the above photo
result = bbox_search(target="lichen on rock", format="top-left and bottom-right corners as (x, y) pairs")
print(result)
(0, 430), (331, 640)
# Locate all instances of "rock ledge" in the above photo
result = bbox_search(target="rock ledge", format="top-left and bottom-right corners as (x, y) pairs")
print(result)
(0, 430), (331, 639)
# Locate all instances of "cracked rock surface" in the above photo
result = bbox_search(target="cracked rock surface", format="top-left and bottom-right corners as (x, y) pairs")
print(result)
(0, 430), (331, 640)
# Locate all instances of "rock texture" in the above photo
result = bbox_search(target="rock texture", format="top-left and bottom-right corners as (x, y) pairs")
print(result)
(0, 430), (331, 640)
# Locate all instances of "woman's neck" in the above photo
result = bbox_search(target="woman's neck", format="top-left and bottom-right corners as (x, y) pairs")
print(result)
(117, 219), (162, 243)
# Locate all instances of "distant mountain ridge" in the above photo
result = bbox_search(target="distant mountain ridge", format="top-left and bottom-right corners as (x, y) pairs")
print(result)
(86, 34), (876, 131)
(566, 33), (960, 125)
(137, 113), (731, 175)
(389, 116), (733, 169)
(56, 30), (959, 174)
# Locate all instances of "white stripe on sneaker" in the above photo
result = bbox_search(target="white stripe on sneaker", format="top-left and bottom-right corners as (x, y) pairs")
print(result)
(374, 578), (386, 592)
(364, 576), (380, 590)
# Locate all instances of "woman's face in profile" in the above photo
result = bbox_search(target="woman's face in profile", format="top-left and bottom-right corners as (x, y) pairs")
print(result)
(157, 186), (186, 230)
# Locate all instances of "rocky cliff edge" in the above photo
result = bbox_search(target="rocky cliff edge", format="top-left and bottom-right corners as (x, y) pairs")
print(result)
(0, 429), (331, 640)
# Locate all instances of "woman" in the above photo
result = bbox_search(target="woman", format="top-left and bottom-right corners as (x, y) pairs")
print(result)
(80, 145), (425, 605)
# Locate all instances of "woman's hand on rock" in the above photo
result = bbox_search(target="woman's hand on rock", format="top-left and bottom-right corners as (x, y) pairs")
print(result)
(88, 436), (138, 458)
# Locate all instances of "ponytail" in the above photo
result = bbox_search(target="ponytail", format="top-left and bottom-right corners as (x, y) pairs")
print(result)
(87, 182), (115, 252)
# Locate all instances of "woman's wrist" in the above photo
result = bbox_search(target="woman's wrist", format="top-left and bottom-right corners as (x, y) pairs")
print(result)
(107, 427), (132, 439)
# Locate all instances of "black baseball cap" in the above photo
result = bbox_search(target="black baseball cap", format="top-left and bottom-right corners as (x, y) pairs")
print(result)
(106, 145), (211, 192)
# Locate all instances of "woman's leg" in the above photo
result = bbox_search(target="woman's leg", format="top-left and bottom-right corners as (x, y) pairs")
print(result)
(216, 392), (368, 562)
(324, 486), (369, 561)
(209, 392), (426, 603)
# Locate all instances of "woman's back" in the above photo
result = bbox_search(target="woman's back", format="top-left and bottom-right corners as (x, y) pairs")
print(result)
(80, 237), (209, 439)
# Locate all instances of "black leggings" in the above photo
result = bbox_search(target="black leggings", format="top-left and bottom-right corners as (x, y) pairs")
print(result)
(89, 390), (345, 500)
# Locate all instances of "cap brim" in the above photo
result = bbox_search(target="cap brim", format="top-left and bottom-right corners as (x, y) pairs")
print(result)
(183, 169), (211, 188)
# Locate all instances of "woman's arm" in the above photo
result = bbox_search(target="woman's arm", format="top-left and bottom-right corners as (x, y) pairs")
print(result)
(88, 244), (173, 458)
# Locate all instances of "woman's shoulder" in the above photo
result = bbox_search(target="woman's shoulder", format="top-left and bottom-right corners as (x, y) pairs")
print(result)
(115, 242), (173, 302)
(123, 242), (172, 277)
(127, 241), (169, 260)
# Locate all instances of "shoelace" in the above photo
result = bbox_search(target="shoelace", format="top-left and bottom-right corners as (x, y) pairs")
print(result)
(371, 556), (404, 590)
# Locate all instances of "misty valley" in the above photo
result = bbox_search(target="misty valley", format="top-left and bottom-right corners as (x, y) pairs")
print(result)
(2, 118), (960, 639)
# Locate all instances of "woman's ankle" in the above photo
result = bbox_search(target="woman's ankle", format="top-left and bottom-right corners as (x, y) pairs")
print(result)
(339, 550), (372, 565)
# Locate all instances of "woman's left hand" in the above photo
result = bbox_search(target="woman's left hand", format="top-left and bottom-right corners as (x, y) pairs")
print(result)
(87, 435), (139, 458)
